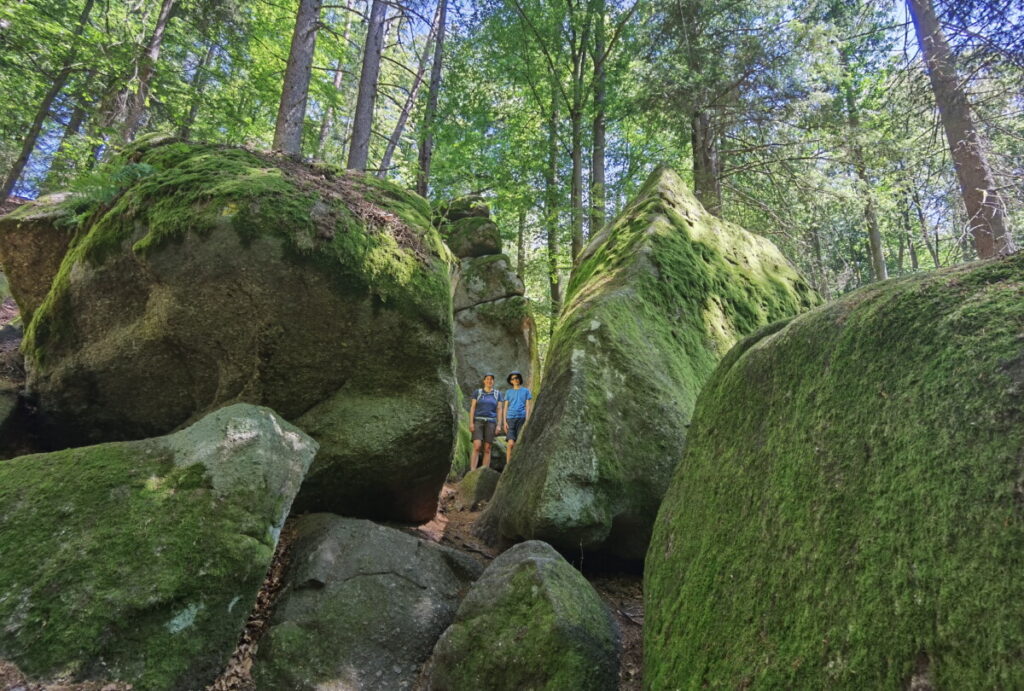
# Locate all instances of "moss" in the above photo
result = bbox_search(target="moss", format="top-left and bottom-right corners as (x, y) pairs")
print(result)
(645, 253), (1024, 689)
(0, 444), (268, 688)
(22, 140), (451, 368)
(450, 404), (474, 481)
(483, 166), (819, 559)
(473, 295), (531, 324)
(429, 541), (617, 690)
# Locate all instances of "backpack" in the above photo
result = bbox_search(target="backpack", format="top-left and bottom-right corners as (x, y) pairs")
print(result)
(473, 388), (501, 403)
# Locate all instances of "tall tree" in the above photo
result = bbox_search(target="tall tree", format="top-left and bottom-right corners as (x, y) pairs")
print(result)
(120, 0), (178, 142)
(416, 0), (448, 194)
(1, 0), (95, 200)
(589, 0), (607, 235)
(273, 0), (324, 156)
(347, 0), (387, 170)
(907, 0), (1014, 257)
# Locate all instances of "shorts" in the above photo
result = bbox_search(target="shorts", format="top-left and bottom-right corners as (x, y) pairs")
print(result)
(472, 418), (496, 443)
(506, 417), (526, 441)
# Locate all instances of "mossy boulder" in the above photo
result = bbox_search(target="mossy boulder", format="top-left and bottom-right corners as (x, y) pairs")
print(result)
(456, 467), (501, 511)
(426, 540), (618, 690)
(0, 403), (317, 690)
(453, 254), (524, 311)
(254, 514), (482, 690)
(479, 166), (819, 559)
(644, 254), (1024, 689)
(0, 193), (76, 322)
(440, 216), (503, 260)
(19, 139), (457, 521)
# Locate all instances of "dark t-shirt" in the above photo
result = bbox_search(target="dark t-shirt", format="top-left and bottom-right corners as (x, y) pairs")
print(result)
(474, 389), (503, 419)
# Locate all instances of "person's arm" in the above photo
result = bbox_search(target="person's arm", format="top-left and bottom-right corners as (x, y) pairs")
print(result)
(468, 398), (476, 432)
(525, 398), (532, 422)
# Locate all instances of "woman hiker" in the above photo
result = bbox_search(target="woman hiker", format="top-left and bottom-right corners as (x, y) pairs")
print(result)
(502, 370), (532, 466)
(468, 373), (503, 470)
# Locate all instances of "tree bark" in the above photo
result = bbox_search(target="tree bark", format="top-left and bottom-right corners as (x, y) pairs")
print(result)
(377, 2), (441, 177)
(179, 42), (217, 140)
(347, 0), (387, 170)
(858, 166), (888, 281)
(691, 110), (722, 217)
(907, 0), (1013, 258)
(121, 0), (177, 142)
(1, 0), (95, 200)
(273, 0), (324, 156)
(912, 188), (942, 268)
(416, 0), (448, 195)
(517, 207), (527, 280)
(589, 0), (606, 236)
(545, 80), (562, 334)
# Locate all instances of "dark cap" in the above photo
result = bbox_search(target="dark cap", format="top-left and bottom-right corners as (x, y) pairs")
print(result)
(506, 371), (523, 385)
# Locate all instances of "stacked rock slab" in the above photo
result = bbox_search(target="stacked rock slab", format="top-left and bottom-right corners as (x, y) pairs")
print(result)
(437, 196), (539, 398)
(254, 515), (482, 690)
(426, 540), (618, 690)
(645, 254), (1024, 689)
(3, 137), (457, 521)
(0, 193), (74, 323)
(478, 166), (820, 559)
(0, 404), (317, 690)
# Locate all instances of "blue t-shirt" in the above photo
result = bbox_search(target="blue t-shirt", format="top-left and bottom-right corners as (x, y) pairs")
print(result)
(505, 387), (532, 419)
(474, 389), (503, 419)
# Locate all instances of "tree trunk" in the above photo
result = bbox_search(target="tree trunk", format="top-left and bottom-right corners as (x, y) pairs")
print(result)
(570, 105), (584, 260)
(545, 82), (562, 334)
(121, 0), (177, 142)
(377, 2), (441, 177)
(907, 0), (1013, 258)
(273, 0), (324, 156)
(180, 42), (217, 140)
(589, 0), (606, 236)
(43, 88), (91, 192)
(858, 167), (888, 281)
(517, 207), (526, 280)
(691, 110), (722, 217)
(316, 0), (357, 159)
(1, 0), (95, 200)
(416, 0), (448, 195)
(912, 188), (942, 268)
(810, 225), (831, 300)
(347, 0), (387, 170)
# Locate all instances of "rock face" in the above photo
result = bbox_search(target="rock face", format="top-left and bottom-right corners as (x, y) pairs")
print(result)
(0, 193), (75, 322)
(426, 540), (618, 690)
(18, 138), (457, 521)
(645, 254), (1024, 688)
(455, 467), (501, 510)
(254, 514), (482, 690)
(0, 404), (317, 690)
(479, 166), (819, 559)
(437, 198), (539, 399)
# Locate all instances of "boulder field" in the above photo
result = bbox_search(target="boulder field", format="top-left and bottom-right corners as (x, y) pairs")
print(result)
(645, 253), (1024, 688)
(478, 165), (820, 559)
(0, 404), (316, 690)
(0, 137), (458, 521)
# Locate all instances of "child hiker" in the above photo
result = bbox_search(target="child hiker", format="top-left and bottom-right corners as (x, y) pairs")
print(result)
(502, 370), (532, 466)
(468, 373), (503, 470)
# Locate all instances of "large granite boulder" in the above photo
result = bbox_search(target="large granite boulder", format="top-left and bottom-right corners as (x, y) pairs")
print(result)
(254, 514), (482, 690)
(455, 467), (501, 510)
(454, 296), (538, 399)
(0, 193), (75, 322)
(17, 138), (457, 521)
(452, 255), (524, 311)
(426, 540), (618, 690)
(478, 166), (820, 559)
(0, 404), (317, 690)
(645, 254), (1024, 688)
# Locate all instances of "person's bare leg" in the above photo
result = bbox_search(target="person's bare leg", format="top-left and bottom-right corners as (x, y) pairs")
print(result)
(482, 441), (492, 468)
(471, 439), (482, 471)
(506, 439), (514, 465)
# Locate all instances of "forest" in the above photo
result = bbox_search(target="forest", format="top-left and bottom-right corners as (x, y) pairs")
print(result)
(3, 0), (1021, 334)
(0, 0), (1023, 689)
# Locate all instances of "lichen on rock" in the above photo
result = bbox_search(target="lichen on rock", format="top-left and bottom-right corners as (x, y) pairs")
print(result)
(478, 166), (819, 559)
(645, 253), (1024, 688)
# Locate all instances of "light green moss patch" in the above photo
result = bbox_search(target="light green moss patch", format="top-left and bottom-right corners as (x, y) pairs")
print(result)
(645, 253), (1024, 689)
